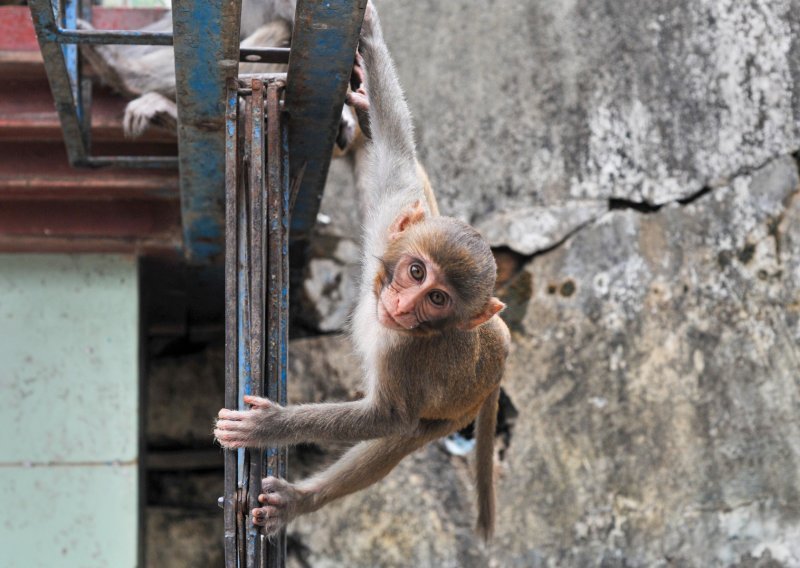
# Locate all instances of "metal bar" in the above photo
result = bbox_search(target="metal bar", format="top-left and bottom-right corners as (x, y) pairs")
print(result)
(52, 28), (173, 45)
(171, 0), (242, 263)
(284, 0), (367, 240)
(63, 0), (81, 139)
(265, 79), (287, 568)
(86, 157), (179, 169)
(28, 0), (89, 165)
(236, 96), (252, 565)
(238, 74), (287, 87)
(240, 47), (290, 65)
(78, 0), (92, 157)
(223, 77), (239, 568)
(265, 82), (281, 474)
(279, 94), (290, 484)
(246, 79), (266, 568)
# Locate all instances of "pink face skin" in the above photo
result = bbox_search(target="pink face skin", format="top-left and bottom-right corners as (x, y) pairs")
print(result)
(377, 254), (457, 331)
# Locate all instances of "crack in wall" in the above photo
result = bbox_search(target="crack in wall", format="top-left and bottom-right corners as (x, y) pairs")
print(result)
(609, 185), (714, 214)
(497, 151), (800, 265)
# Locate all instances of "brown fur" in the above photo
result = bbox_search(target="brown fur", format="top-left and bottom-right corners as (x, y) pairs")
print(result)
(475, 386), (500, 540)
(418, 160), (439, 216)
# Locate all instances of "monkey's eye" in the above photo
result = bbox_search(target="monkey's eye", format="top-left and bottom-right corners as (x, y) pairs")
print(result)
(409, 263), (425, 282)
(428, 290), (447, 307)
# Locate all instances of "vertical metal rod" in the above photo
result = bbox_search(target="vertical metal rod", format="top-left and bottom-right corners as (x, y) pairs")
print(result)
(246, 79), (266, 568)
(279, 96), (290, 484)
(223, 78), (239, 568)
(265, 80), (287, 567)
(63, 0), (81, 129)
(28, 0), (89, 165)
(237, 93), (253, 567)
(265, 83), (282, 475)
(78, 0), (92, 153)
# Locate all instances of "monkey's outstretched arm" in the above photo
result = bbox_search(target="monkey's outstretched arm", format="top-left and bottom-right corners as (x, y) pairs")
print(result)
(214, 393), (420, 448)
(352, 3), (430, 259)
(250, 420), (457, 534)
(357, 6), (416, 166)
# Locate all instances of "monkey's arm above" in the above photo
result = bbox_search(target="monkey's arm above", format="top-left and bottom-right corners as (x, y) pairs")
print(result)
(357, 5), (415, 157)
(348, 3), (433, 262)
(214, 394), (419, 449)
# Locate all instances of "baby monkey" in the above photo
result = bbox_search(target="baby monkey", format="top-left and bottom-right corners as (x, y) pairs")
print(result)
(214, 1), (509, 540)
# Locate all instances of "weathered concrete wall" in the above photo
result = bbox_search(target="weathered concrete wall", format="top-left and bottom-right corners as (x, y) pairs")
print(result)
(292, 0), (800, 566)
(0, 255), (140, 567)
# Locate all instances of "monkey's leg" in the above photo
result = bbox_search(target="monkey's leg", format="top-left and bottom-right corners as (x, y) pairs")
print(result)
(252, 421), (455, 534)
(77, 18), (174, 99)
(77, 21), (135, 98)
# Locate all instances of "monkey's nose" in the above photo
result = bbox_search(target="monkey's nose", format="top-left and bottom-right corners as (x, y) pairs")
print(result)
(395, 296), (415, 315)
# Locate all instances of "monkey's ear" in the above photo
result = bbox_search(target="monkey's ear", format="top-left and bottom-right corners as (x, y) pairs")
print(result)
(388, 200), (426, 240)
(461, 297), (505, 330)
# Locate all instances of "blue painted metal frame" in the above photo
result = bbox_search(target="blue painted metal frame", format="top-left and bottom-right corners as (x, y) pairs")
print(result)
(285, 0), (367, 241)
(28, 0), (89, 166)
(171, 0), (242, 263)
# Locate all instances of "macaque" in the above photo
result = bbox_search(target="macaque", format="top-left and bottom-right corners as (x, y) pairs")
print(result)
(78, 0), (357, 147)
(214, 2), (509, 540)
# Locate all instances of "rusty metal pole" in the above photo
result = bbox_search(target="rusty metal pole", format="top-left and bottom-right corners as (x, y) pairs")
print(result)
(246, 77), (267, 568)
(224, 76), (288, 568)
(265, 79), (289, 568)
(223, 77), (239, 568)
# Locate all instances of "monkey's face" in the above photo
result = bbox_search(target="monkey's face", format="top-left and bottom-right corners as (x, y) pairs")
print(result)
(376, 254), (457, 332)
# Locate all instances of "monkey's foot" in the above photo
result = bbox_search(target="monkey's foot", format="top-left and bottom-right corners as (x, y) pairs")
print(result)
(252, 476), (309, 535)
(124, 92), (178, 139)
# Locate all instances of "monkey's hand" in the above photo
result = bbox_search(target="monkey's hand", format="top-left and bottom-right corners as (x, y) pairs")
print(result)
(214, 395), (285, 449)
(346, 52), (369, 112)
(345, 52), (371, 138)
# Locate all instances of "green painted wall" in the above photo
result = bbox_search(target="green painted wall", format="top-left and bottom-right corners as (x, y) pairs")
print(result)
(0, 255), (139, 567)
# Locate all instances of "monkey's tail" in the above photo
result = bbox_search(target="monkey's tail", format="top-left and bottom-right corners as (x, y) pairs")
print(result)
(474, 386), (500, 542)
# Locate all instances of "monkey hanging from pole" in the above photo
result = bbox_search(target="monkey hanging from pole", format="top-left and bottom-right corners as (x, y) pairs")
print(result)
(214, 1), (510, 541)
